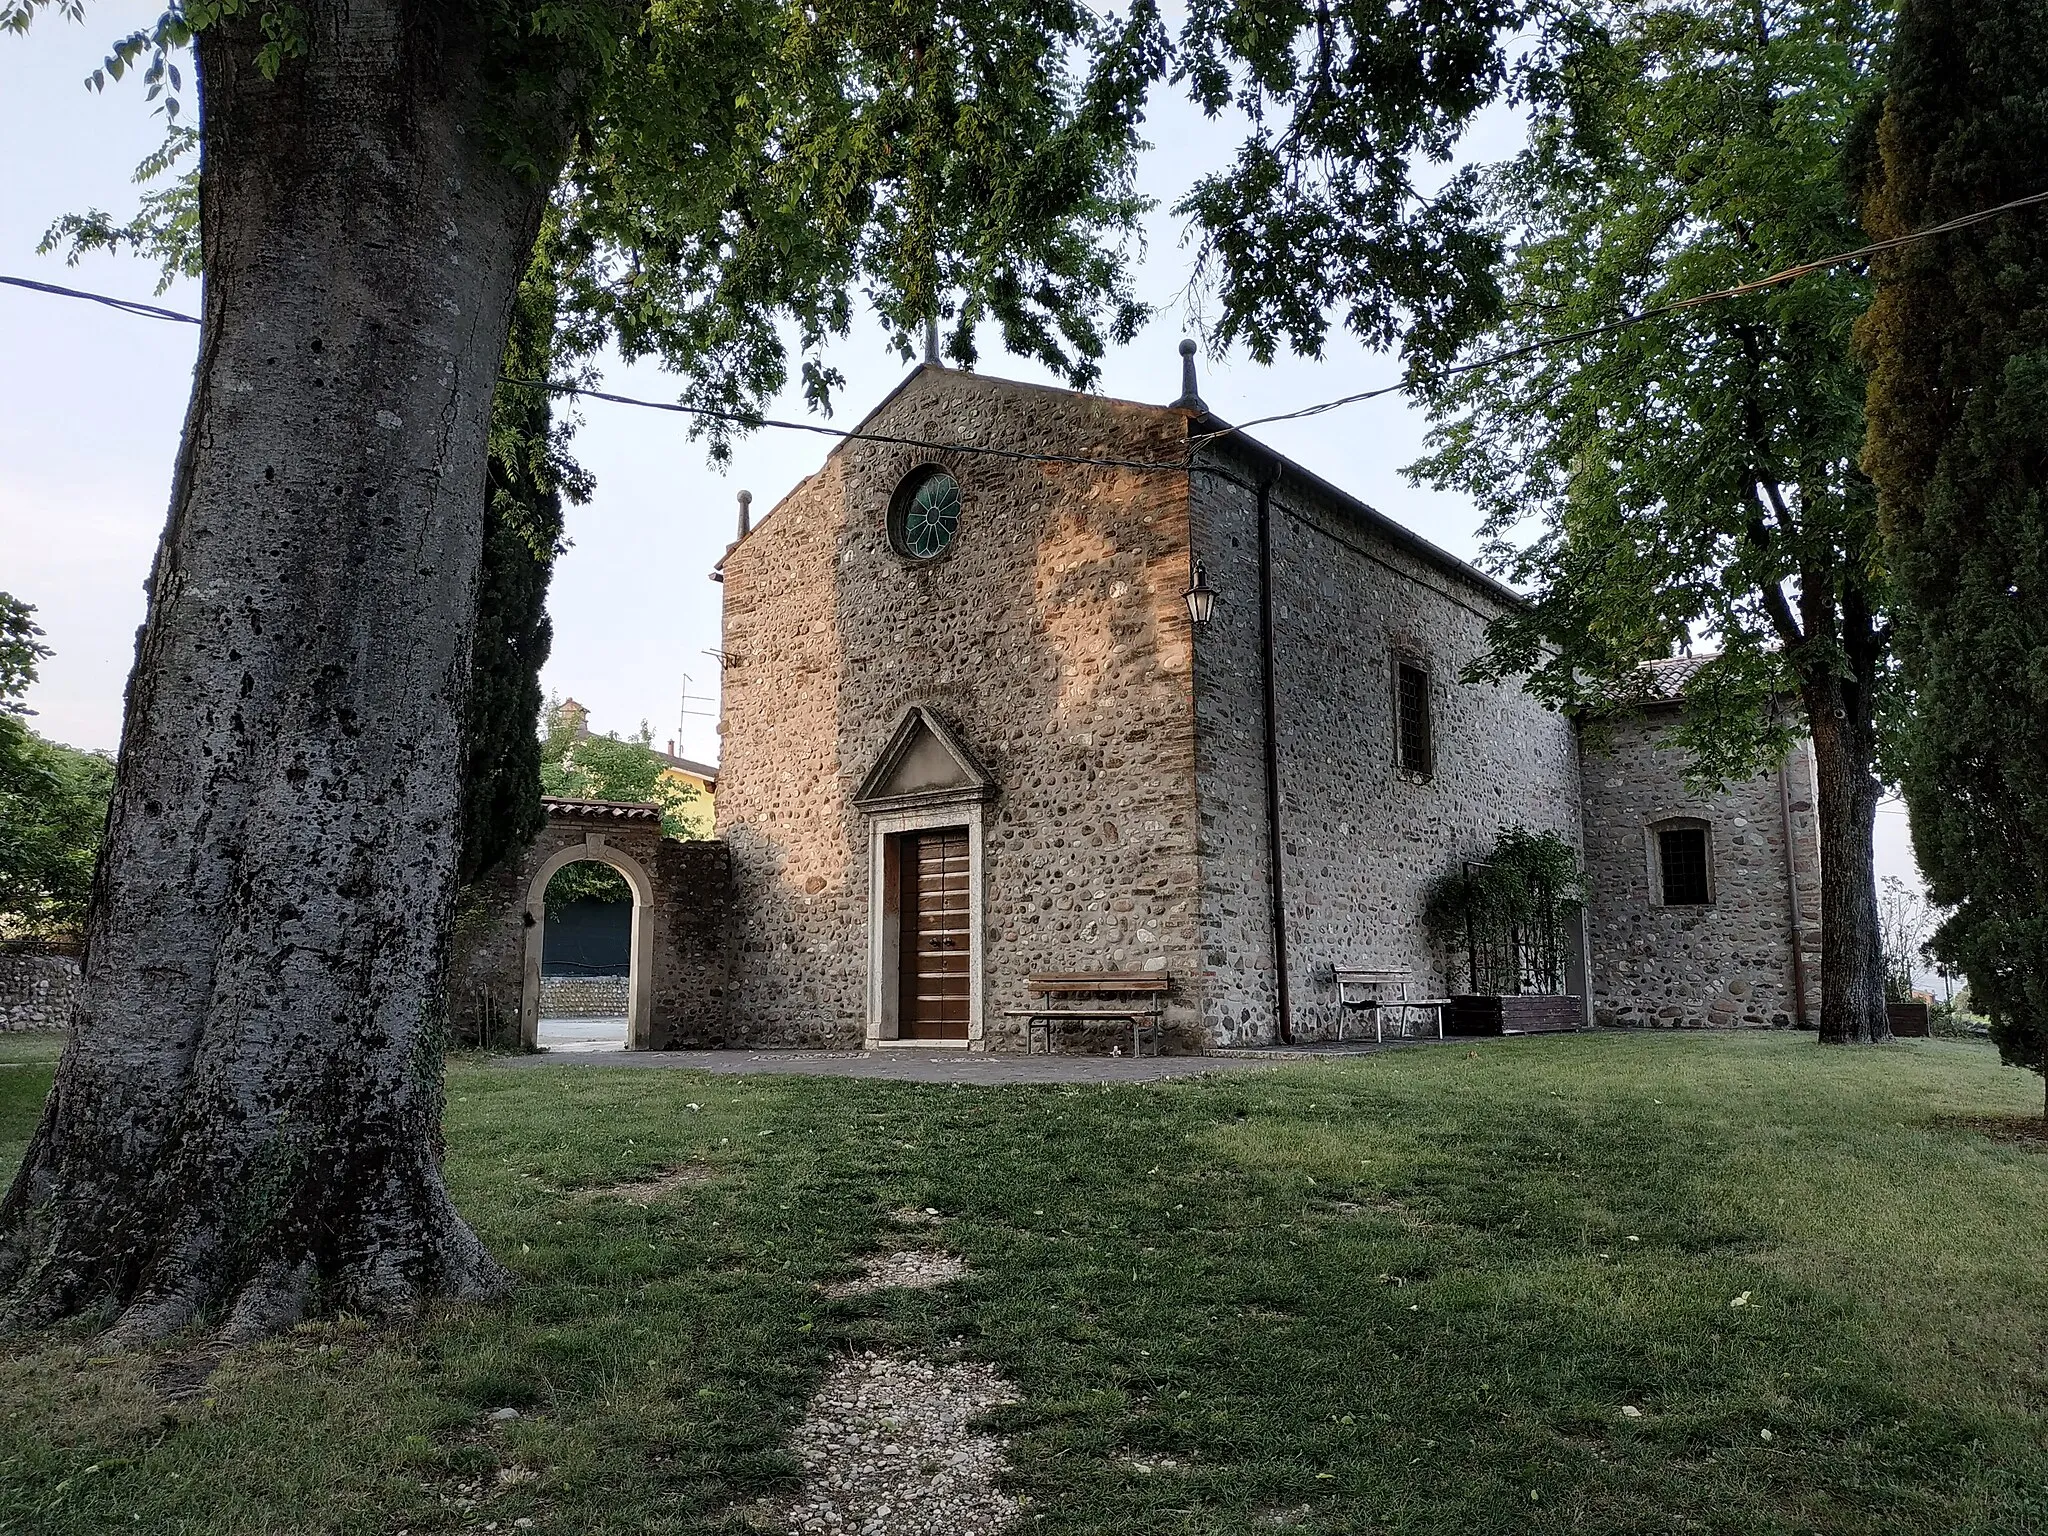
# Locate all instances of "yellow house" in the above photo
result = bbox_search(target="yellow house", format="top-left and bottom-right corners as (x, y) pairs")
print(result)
(552, 697), (717, 839)
(657, 741), (718, 839)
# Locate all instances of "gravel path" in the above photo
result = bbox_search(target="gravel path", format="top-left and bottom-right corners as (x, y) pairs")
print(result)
(763, 1351), (1021, 1536)
(821, 1250), (969, 1297)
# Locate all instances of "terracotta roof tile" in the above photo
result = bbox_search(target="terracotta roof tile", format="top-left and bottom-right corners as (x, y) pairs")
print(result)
(540, 796), (663, 822)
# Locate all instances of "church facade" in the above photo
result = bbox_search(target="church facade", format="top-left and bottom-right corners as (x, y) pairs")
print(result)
(702, 361), (1821, 1050)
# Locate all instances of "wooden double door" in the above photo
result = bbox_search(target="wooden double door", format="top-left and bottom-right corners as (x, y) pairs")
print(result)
(897, 827), (970, 1039)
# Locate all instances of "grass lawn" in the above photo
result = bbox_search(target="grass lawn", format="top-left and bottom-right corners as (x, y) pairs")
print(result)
(0, 1030), (2043, 1534)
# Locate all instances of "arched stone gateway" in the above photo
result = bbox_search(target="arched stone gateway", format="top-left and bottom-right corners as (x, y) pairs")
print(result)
(521, 833), (658, 1048)
(446, 798), (735, 1050)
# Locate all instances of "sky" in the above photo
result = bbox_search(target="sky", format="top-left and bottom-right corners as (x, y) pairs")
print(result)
(0, 1), (1925, 907)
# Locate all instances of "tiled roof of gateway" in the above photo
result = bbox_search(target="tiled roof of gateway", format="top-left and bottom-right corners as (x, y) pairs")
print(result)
(540, 796), (663, 822)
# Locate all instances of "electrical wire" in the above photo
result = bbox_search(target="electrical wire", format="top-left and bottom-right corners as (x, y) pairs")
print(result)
(1199, 184), (2048, 441)
(0, 272), (200, 325)
(495, 376), (1210, 476)
(0, 277), (1213, 473)
(9, 182), (2048, 466)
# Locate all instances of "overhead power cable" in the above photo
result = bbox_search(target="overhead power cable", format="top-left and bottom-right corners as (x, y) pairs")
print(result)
(1201, 185), (2048, 440)
(0, 272), (200, 325)
(9, 182), (2048, 467)
(495, 376), (1214, 475)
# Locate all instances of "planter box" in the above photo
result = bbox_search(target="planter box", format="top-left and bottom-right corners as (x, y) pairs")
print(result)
(1449, 994), (1584, 1036)
(1887, 1001), (1930, 1039)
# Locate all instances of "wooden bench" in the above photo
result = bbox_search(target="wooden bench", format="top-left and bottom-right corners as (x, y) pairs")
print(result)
(1333, 969), (1449, 1043)
(1006, 973), (1170, 1057)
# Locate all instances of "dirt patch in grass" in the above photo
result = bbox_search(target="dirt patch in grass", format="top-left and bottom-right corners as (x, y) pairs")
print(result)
(146, 1342), (230, 1401)
(753, 1350), (1019, 1535)
(1933, 1114), (2048, 1152)
(821, 1250), (969, 1297)
(573, 1163), (719, 1204)
(1253, 1506), (1318, 1529)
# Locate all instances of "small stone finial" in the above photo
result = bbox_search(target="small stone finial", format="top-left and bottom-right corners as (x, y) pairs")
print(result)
(1172, 337), (1206, 411)
(923, 315), (941, 366)
(736, 488), (753, 539)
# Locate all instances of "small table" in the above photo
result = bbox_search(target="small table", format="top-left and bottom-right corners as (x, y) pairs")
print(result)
(1333, 969), (1448, 1043)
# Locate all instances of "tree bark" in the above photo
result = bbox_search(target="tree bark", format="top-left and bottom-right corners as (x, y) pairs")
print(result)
(0, 5), (577, 1341)
(1804, 677), (1892, 1045)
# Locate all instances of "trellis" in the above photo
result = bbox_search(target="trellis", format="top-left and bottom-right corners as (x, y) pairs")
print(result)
(1423, 827), (1584, 998)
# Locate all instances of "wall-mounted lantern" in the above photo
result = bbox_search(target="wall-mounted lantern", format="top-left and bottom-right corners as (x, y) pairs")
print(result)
(1184, 559), (1216, 626)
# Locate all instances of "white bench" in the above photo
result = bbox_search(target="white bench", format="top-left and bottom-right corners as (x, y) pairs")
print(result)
(1333, 969), (1449, 1043)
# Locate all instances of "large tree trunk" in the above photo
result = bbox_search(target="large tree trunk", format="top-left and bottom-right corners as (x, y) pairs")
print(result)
(0, 6), (576, 1341)
(1804, 678), (1892, 1045)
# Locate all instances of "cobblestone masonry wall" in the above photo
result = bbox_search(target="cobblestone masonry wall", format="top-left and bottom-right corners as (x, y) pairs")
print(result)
(1188, 446), (1585, 1044)
(446, 813), (734, 1049)
(1579, 708), (1820, 1028)
(0, 953), (78, 1030)
(538, 975), (630, 1016)
(718, 366), (1206, 1049)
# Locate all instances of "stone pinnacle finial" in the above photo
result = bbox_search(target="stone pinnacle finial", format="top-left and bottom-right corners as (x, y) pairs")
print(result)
(923, 315), (941, 366)
(737, 488), (753, 539)
(1172, 337), (1206, 412)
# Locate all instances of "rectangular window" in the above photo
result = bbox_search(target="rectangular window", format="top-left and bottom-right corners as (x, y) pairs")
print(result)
(1395, 661), (1432, 776)
(1658, 826), (1711, 905)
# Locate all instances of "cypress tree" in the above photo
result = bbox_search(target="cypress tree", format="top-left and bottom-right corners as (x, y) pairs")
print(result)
(1858, 0), (2048, 1113)
(457, 259), (589, 885)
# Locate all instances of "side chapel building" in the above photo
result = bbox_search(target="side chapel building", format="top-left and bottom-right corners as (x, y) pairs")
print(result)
(450, 351), (1822, 1051)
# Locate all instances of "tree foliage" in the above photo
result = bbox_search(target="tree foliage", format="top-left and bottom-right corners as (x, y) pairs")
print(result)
(38, 125), (199, 292)
(1172, 0), (1522, 364)
(0, 595), (115, 941)
(0, 593), (48, 714)
(539, 700), (706, 843)
(1410, 0), (1890, 775)
(1407, 0), (1895, 1043)
(17, 0), (1163, 414)
(457, 250), (591, 886)
(1856, 0), (2048, 1109)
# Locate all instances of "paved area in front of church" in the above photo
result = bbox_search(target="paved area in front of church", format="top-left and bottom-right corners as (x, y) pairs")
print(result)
(537, 1016), (628, 1053)
(493, 1037), (1460, 1084)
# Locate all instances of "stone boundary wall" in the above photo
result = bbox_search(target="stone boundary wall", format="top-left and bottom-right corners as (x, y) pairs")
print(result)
(538, 975), (630, 1017)
(0, 952), (79, 1031)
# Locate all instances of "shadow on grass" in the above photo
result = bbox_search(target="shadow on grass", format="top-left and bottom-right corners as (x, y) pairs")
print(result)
(0, 1033), (2040, 1535)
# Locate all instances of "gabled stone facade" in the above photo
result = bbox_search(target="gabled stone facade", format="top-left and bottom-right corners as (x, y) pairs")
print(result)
(715, 367), (1204, 1049)
(711, 364), (1741, 1050)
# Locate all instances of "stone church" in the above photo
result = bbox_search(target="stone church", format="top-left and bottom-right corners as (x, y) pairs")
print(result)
(450, 353), (1821, 1052)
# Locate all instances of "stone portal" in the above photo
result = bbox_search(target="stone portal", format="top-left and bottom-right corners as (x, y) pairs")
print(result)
(446, 798), (734, 1050)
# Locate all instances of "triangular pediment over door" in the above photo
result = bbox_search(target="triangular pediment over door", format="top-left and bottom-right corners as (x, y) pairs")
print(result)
(852, 705), (996, 812)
